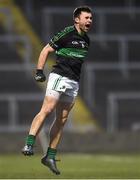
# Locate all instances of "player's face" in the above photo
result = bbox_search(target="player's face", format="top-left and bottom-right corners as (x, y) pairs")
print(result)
(76, 12), (93, 33)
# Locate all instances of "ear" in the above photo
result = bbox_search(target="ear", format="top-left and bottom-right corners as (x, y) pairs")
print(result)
(75, 17), (79, 24)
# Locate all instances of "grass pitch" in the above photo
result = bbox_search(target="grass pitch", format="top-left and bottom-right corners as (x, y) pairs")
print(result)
(0, 153), (140, 179)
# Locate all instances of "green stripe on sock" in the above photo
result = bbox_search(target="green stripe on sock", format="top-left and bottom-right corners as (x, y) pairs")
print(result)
(47, 147), (57, 159)
(26, 135), (35, 146)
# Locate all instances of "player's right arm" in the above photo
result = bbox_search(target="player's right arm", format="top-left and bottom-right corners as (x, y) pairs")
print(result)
(35, 27), (68, 82)
(35, 44), (55, 82)
(37, 44), (54, 70)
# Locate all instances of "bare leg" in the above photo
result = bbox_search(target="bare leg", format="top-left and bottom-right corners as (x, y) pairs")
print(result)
(29, 96), (59, 136)
(49, 101), (74, 149)
(41, 100), (74, 175)
(22, 95), (59, 156)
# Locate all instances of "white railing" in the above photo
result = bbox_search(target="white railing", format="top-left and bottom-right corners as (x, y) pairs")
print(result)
(42, 7), (140, 41)
(0, 35), (35, 133)
(83, 61), (140, 133)
(0, 93), (44, 132)
(0, 36), (52, 133)
(0, 64), (35, 71)
(0, 35), (32, 65)
(83, 62), (140, 108)
(107, 92), (140, 133)
(89, 34), (140, 77)
(0, 35), (34, 78)
(0, 93), (74, 132)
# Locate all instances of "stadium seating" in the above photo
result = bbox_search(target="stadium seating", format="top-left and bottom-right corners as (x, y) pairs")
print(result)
(88, 41), (119, 63)
(0, 25), (43, 127)
(106, 13), (140, 34)
(1, 1), (140, 132)
(91, 69), (140, 129)
(128, 41), (140, 62)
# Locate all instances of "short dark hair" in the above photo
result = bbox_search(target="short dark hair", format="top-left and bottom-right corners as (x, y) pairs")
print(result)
(73, 6), (92, 19)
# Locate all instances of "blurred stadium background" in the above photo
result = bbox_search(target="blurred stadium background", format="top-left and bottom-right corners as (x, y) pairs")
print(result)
(1, 0), (140, 178)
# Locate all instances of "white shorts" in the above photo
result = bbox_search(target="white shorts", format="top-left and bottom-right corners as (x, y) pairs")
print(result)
(45, 73), (79, 103)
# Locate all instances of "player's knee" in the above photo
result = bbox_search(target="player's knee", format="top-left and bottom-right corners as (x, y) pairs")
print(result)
(41, 107), (54, 116)
(57, 116), (68, 127)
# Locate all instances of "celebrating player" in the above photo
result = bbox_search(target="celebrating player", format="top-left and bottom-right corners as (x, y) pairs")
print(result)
(22, 6), (93, 175)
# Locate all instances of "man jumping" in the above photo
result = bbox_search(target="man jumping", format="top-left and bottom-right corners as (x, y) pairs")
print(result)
(22, 6), (93, 175)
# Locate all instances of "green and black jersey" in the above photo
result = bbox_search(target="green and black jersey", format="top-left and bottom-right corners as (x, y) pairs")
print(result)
(49, 25), (90, 81)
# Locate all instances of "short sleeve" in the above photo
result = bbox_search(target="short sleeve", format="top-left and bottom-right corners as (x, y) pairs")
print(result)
(48, 26), (74, 50)
(49, 31), (64, 50)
